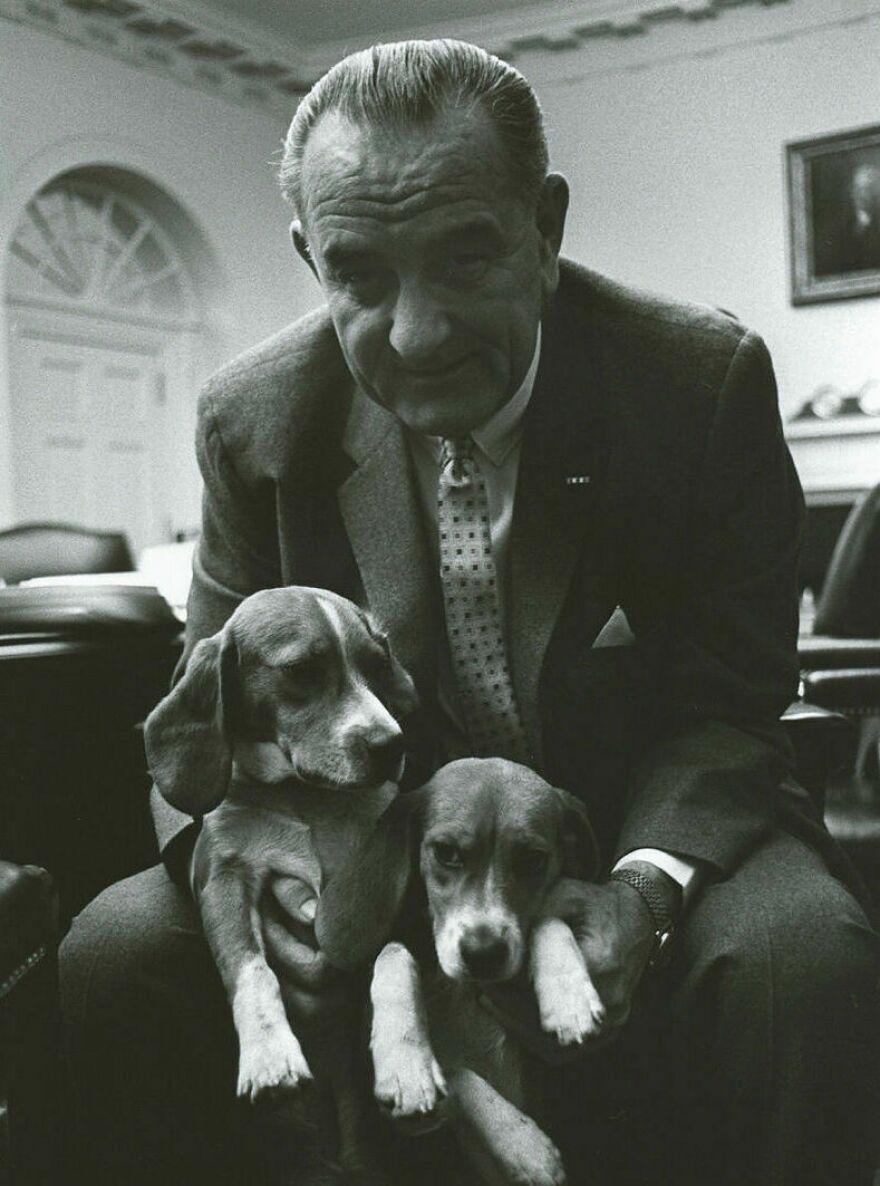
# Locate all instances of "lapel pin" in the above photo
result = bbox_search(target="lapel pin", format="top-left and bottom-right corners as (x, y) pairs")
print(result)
(565, 475), (591, 486)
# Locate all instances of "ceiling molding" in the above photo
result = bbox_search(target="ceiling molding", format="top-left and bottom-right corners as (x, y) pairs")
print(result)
(3, 0), (875, 117)
(300, 0), (794, 73)
(0, 0), (310, 118)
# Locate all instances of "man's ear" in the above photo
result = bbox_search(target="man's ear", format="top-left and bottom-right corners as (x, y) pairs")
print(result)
(535, 172), (569, 295)
(290, 219), (318, 279)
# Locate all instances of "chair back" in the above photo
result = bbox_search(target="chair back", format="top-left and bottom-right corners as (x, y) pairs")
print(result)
(813, 484), (880, 638)
(0, 523), (133, 585)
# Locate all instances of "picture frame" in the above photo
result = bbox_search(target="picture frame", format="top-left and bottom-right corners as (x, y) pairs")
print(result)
(786, 123), (880, 304)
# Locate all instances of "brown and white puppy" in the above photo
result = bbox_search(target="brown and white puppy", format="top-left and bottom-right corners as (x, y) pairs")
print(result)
(143, 586), (417, 1113)
(317, 758), (605, 1186)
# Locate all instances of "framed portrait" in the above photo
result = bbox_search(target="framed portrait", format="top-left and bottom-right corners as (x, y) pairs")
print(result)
(786, 123), (880, 304)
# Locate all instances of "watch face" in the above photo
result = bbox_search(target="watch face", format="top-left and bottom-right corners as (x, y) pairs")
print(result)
(649, 925), (675, 970)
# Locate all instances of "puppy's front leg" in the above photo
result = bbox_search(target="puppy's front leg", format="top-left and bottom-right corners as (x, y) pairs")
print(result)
(530, 917), (605, 1046)
(370, 942), (446, 1127)
(447, 1068), (566, 1186)
(198, 865), (313, 1102)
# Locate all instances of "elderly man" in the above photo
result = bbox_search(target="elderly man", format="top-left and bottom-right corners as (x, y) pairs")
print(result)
(61, 38), (878, 1186)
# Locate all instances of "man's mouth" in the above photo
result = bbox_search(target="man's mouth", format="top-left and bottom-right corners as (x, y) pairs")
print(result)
(403, 355), (471, 381)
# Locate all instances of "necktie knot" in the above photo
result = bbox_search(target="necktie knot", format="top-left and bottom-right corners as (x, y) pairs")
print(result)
(440, 437), (474, 488)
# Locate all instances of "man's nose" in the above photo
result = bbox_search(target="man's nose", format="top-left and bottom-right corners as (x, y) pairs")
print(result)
(388, 280), (451, 361)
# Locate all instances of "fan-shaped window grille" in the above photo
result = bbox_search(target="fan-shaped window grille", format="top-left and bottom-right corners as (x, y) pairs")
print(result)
(7, 178), (196, 324)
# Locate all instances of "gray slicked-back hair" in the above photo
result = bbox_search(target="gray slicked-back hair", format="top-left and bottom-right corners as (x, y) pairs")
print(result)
(279, 39), (549, 218)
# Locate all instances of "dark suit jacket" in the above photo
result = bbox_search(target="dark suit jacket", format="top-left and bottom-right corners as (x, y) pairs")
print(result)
(153, 260), (807, 875)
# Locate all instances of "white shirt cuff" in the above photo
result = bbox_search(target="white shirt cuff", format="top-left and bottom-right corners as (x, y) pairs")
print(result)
(613, 848), (702, 902)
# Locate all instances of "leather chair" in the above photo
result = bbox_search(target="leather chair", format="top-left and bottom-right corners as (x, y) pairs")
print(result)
(813, 482), (880, 640)
(798, 484), (880, 904)
(0, 523), (134, 586)
(0, 862), (64, 1186)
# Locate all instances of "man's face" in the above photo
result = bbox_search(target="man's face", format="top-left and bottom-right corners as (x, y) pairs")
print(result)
(295, 105), (566, 438)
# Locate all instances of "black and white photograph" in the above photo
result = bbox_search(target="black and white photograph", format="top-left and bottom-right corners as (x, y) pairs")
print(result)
(1, 2), (879, 1185)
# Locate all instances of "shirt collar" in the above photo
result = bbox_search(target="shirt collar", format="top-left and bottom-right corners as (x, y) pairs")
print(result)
(410, 325), (541, 468)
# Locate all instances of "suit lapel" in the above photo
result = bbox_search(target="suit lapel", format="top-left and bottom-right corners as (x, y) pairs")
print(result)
(510, 294), (611, 757)
(337, 389), (439, 694)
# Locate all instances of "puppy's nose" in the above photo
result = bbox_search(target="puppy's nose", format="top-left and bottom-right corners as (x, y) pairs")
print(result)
(459, 927), (510, 980)
(367, 732), (405, 778)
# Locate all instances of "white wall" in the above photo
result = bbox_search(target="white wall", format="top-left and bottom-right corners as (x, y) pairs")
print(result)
(0, 18), (321, 526)
(524, 3), (880, 438)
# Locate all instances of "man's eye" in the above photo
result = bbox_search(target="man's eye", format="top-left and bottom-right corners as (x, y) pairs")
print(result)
(444, 255), (489, 282)
(334, 267), (386, 300)
(432, 842), (464, 870)
(512, 846), (550, 878)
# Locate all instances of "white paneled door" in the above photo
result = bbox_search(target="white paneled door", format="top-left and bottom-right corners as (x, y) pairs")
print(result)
(10, 323), (167, 559)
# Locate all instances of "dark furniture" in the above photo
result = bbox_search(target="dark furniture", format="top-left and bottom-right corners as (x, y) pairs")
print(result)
(0, 862), (63, 1186)
(800, 640), (880, 904)
(0, 585), (182, 927)
(798, 493), (860, 599)
(813, 484), (880, 638)
(798, 483), (880, 903)
(0, 523), (134, 586)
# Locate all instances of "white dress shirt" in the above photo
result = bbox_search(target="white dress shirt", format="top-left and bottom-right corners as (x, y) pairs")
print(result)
(405, 328), (699, 899)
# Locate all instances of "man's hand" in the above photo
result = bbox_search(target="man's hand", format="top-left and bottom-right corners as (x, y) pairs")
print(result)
(543, 877), (657, 1031)
(190, 820), (347, 1025)
(482, 877), (657, 1063)
(263, 876), (352, 1023)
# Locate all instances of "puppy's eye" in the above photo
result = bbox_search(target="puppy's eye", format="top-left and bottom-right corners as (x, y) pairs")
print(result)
(432, 842), (464, 870)
(363, 649), (390, 682)
(512, 846), (550, 878)
(281, 657), (320, 689)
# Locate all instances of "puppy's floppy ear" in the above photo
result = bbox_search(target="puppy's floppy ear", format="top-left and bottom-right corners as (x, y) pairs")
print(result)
(316, 787), (425, 971)
(554, 788), (600, 880)
(144, 629), (238, 815)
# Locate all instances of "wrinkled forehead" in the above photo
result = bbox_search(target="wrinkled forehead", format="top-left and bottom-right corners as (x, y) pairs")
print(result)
(298, 105), (516, 226)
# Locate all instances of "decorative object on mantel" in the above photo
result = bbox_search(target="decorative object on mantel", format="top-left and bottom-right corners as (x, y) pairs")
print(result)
(786, 381), (880, 439)
(787, 123), (880, 305)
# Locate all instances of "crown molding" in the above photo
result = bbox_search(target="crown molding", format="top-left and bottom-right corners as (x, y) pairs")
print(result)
(3, 0), (878, 117)
(302, 0), (791, 71)
(0, 0), (310, 119)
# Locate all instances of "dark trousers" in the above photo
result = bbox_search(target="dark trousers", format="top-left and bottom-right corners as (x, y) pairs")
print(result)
(59, 831), (879, 1186)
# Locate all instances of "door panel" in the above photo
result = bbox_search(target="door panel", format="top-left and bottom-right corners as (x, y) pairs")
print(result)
(11, 327), (165, 557)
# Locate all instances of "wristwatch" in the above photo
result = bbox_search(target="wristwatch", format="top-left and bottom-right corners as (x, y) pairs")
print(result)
(608, 860), (683, 967)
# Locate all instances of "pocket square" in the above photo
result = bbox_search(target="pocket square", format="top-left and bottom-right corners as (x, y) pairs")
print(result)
(592, 605), (635, 649)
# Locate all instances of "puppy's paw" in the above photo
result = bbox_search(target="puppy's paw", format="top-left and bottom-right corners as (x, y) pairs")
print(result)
(537, 962), (606, 1046)
(237, 1027), (313, 1103)
(531, 918), (605, 1046)
(374, 1047), (447, 1129)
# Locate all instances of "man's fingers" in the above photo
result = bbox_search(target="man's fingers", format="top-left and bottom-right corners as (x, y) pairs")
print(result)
(262, 913), (337, 990)
(272, 876), (320, 927)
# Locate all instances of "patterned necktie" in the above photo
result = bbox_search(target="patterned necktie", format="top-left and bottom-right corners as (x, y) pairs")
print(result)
(437, 437), (529, 762)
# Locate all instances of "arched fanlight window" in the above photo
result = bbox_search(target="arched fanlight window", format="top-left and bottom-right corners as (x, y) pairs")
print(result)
(7, 177), (196, 324)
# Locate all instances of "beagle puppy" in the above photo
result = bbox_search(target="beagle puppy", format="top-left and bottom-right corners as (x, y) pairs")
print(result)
(143, 586), (418, 1118)
(316, 758), (605, 1186)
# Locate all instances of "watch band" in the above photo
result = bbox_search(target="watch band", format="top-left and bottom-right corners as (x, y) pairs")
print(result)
(608, 862), (682, 936)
